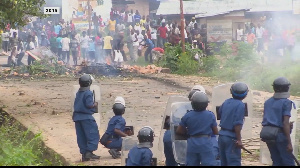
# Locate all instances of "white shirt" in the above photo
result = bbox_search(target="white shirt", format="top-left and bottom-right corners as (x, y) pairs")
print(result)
(134, 25), (142, 34)
(256, 27), (264, 39)
(174, 27), (180, 35)
(80, 36), (89, 48)
(137, 34), (144, 44)
(151, 29), (157, 40)
(61, 37), (70, 51)
(10, 29), (18, 37)
(131, 33), (139, 46)
(127, 13), (133, 23)
(1, 32), (10, 41)
(236, 29), (244, 41)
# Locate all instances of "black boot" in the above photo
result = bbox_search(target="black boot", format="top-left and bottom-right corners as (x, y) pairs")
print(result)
(85, 151), (100, 160)
(108, 149), (120, 159)
(82, 154), (90, 162)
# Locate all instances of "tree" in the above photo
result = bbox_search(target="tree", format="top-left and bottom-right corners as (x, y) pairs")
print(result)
(0, 0), (48, 29)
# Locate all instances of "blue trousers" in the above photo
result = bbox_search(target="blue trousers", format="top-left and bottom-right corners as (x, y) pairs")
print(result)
(186, 151), (215, 166)
(211, 136), (221, 166)
(75, 119), (100, 154)
(218, 135), (241, 166)
(266, 133), (295, 166)
(164, 142), (178, 166)
(106, 138), (122, 150)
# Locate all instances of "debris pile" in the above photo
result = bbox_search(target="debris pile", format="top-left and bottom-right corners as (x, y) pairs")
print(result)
(122, 64), (170, 74)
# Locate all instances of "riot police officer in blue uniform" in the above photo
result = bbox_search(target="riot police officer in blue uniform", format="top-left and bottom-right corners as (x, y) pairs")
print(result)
(261, 77), (295, 166)
(126, 126), (155, 166)
(176, 91), (218, 166)
(103, 97), (132, 159)
(73, 74), (100, 161)
(163, 118), (178, 166)
(218, 82), (249, 166)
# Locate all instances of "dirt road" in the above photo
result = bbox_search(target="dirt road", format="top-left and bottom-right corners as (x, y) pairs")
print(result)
(0, 73), (299, 166)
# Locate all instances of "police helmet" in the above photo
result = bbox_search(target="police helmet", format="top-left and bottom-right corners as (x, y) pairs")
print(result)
(112, 103), (125, 115)
(230, 82), (248, 99)
(188, 85), (206, 100)
(191, 91), (209, 111)
(79, 74), (92, 87)
(272, 77), (291, 92)
(137, 126), (154, 143)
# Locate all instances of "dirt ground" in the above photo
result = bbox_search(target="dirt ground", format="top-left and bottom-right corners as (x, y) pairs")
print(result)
(0, 73), (299, 166)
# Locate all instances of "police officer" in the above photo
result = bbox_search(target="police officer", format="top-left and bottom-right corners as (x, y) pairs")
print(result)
(104, 97), (132, 159)
(188, 86), (220, 166)
(176, 91), (218, 166)
(261, 77), (295, 166)
(73, 74), (100, 161)
(218, 82), (248, 166)
(163, 118), (178, 166)
(126, 126), (155, 166)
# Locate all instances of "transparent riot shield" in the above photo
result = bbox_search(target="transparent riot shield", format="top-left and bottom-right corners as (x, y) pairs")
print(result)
(170, 102), (193, 165)
(121, 136), (139, 166)
(260, 100), (299, 165)
(158, 95), (190, 164)
(211, 83), (253, 140)
(71, 85), (101, 130)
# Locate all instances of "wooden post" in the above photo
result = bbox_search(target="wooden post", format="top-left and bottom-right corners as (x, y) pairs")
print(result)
(88, 0), (91, 37)
(180, 0), (185, 52)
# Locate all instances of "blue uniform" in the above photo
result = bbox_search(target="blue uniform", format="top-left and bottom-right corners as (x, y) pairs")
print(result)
(262, 97), (295, 166)
(73, 89), (99, 155)
(126, 146), (153, 166)
(179, 110), (217, 166)
(105, 115), (126, 150)
(211, 134), (221, 166)
(218, 98), (245, 166)
(163, 130), (177, 166)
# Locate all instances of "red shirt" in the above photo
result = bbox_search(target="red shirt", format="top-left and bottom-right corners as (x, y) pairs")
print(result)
(158, 26), (168, 39)
(152, 47), (164, 53)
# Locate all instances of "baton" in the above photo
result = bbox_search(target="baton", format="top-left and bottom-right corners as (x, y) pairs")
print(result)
(93, 90), (98, 113)
(291, 153), (300, 166)
(232, 139), (252, 155)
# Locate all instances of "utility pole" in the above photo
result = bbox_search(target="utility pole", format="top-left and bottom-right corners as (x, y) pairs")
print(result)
(180, 0), (185, 52)
(88, 0), (91, 37)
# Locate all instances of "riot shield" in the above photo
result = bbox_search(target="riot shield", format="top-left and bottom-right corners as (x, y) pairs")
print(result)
(211, 83), (253, 140)
(260, 100), (298, 165)
(121, 136), (139, 166)
(170, 102), (193, 165)
(158, 96), (190, 153)
(71, 85), (101, 130)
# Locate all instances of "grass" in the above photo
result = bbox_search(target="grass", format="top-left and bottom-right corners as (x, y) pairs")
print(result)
(0, 108), (68, 166)
(124, 55), (152, 67)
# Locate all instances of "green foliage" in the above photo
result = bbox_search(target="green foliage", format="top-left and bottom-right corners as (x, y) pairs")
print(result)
(26, 57), (67, 75)
(200, 56), (220, 74)
(158, 43), (200, 75)
(0, 110), (65, 166)
(0, 0), (48, 29)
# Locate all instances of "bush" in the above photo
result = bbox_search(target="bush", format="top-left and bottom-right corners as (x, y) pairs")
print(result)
(158, 43), (201, 75)
(200, 56), (220, 74)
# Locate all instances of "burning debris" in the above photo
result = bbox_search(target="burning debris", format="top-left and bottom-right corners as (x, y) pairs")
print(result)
(121, 64), (169, 74)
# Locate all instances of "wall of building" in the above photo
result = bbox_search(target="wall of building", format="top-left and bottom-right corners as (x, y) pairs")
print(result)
(127, 0), (149, 17)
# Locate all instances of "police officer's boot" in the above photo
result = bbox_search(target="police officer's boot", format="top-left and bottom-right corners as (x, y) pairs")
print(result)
(82, 154), (90, 162)
(108, 149), (120, 159)
(85, 151), (100, 160)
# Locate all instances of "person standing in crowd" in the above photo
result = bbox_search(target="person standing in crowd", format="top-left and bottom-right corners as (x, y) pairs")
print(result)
(95, 32), (103, 63)
(116, 20), (125, 35)
(73, 74), (100, 162)
(50, 34), (58, 55)
(218, 82), (249, 166)
(140, 15), (146, 35)
(136, 30), (144, 57)
(26, 35), (36, 65)
(256, 23), (265, 54)
(103, 32), (113, 64)
(157, 23), (168, 48)
(261, 77), (295, 166)
(40, 33), (50, 47)
(143, 35), (154, 64)
(134, 10), (141, 25)
(150, 25), (157, 48)
(88, 37), (96, 62)
(92, 13), (99, 35)
(127, 10), (134, 27)
(16, 38), (25, 66)
(108, 17), (116, 36)
(70, 34), (80, 66)
(54, 22), (61, 36)
(131, 29), (139, 62)
(9, 32), (19, 51)
(61, 34), (70, 65)
(247, 30), (256, 45)
(2, 30), (10, 53)
(236, 24), (244, 42)
(80, 31), (89, 62)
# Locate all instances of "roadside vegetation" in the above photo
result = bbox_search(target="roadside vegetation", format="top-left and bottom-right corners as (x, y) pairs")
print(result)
(158, 38), (300, 96)
(0, 108), (67, 166)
